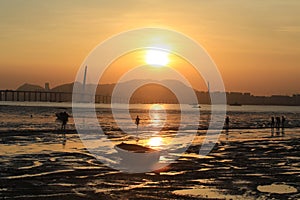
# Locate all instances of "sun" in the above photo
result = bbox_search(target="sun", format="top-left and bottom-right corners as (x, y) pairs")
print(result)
(145, 49), (169, 67)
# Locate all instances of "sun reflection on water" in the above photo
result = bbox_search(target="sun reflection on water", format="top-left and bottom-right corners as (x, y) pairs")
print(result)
(148, 137), (163, 147)
(149, 104), (166, 128)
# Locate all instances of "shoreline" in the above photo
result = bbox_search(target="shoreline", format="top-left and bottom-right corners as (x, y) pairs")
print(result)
(1, 101), (300, 108)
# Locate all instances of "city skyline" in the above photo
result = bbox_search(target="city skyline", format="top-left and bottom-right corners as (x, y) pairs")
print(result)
(0, 1), (300, 95)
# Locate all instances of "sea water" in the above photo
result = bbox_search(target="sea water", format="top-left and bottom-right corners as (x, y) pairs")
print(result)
(0, 101), (299, 133)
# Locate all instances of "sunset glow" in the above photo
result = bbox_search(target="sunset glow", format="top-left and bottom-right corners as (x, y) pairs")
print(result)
(145, 50), (169, 67)
(0, 1), (299, 95)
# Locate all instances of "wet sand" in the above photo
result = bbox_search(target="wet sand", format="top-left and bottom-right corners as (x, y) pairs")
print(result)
(0, 130), (299, 200)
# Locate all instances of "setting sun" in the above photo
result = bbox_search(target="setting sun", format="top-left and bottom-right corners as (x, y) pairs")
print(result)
(145, 50), (169, 67)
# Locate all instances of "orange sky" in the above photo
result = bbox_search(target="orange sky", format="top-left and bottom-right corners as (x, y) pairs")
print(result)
(0, 1), (299, 95)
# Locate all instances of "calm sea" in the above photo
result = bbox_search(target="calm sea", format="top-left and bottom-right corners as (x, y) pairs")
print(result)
(0, 101), (299, 134)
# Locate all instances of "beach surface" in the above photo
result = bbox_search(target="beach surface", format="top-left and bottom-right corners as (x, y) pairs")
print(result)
(1, 129), (299, 200)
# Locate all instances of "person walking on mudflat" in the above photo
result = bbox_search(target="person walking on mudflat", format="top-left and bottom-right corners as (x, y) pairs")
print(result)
(135, 115), (140, 128)
(281, 116), (286, 135)
(56, 111), (70, 131)
(271, 116), (275, 128)
(225, 116), (230, 130)
(281, 116), (286, 129)
(61, 111), (70, 130)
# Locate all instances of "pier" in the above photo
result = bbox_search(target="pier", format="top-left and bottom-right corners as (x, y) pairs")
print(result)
(0, 90), (176, 104)
(0, 90), (112, 103)
(0, 90), (67, 102)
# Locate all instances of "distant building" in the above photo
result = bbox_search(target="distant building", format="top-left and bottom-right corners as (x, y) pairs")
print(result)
(45, 82), (50, 91)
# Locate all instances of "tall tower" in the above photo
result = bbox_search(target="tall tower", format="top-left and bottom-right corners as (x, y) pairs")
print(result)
(45, 82), (50, 91)
(207, 81), (210, 93)
(83, 66), (87, 93)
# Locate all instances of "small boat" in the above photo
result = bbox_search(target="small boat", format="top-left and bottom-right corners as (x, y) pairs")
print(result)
(115, 142), (160, 169)
(190, 104), (201, 108)
(229, 102), (242, 106)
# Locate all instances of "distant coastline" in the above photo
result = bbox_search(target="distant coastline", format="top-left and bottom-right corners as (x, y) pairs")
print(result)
(0, 81), (299, 106)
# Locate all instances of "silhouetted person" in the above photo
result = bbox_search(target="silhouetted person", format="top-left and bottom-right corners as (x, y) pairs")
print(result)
(271, 116), (275, 128)
(274, 116), (281, 135)
(135, 115), (140, 128)
(270, 116), (275, 136)
(225, 116), (230, 132)
(135, 115), (140, 142)
(60, 111), (70, 131)
(281, 116), (286, 129)
(281, 116), (286, 135)
(275, 116), (281, 129)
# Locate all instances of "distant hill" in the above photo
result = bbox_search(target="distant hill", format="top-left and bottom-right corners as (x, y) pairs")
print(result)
(16, 83), (45, 91)
(51, 82), (74, 93)
(109, 79), (197, 104)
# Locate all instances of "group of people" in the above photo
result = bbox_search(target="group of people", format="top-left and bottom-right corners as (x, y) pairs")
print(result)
(271, 116), (286, 136)
(224, 115), (286, 132)
(271, 116), (286, 129)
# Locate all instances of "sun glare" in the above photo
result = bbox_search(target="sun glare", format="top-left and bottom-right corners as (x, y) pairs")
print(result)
(148, 137), (163, 147)
(145, 50), (169, 67)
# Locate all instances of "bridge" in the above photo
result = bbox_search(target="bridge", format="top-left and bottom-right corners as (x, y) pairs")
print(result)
(0, 90), (177, 104)
(0, 90), (114, 103)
